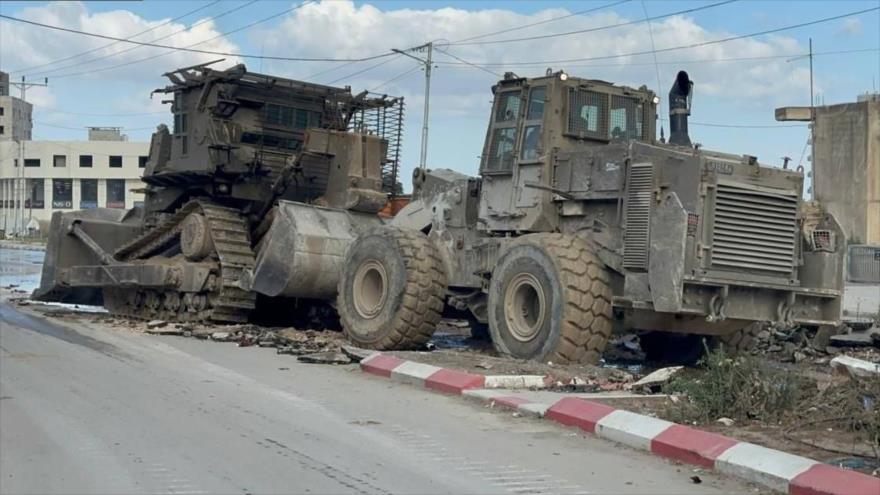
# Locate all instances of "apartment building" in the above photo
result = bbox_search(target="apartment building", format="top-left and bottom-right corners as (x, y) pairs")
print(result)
(0, 138), (149, 232)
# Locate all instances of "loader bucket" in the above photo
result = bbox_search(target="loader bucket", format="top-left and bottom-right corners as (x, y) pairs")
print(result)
(33, 207), (144, 305)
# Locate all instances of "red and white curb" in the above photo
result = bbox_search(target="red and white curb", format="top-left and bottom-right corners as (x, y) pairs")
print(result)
(360, 353), (880, 495)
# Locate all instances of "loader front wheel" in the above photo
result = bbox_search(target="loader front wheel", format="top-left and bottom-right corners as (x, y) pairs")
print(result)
(338, 226), (447, 350)
(488, 234), (612, 364)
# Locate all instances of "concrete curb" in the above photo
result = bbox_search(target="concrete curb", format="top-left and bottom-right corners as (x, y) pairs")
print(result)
(360, 353), (880, 495)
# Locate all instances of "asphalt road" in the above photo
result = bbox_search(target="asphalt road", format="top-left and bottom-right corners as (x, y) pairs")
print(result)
(0, 246), (756, 494)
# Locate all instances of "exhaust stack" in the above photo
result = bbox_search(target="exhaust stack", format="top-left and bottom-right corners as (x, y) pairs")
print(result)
(668, 70), (693, 147)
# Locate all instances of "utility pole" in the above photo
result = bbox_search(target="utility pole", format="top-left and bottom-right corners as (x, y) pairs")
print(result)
(392, 42), (433, 171)
(808, 38), (815, 200)
(9, 76), (47, 236)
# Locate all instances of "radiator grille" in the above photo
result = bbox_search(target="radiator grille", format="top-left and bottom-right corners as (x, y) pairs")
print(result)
(623, 163), (654, 270)
(711, 182), (798, 275)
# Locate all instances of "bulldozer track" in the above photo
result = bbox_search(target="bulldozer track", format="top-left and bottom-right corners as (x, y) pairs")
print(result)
(106, 201), (256, 323)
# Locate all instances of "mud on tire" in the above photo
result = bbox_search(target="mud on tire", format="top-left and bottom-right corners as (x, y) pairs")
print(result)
(337, 226), (447, 350)
(487, 234), (613, 365)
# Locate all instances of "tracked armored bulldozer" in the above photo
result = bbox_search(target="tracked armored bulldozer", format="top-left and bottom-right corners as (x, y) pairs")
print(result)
(35, 62), (405, 323)
(337, 70), (846, 364)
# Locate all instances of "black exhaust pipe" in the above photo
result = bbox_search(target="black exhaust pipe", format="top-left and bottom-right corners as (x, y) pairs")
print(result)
(668, 70), (693, 147)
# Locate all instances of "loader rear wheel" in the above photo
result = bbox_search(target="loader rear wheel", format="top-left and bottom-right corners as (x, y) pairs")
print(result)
(337, 226), (447, 350)
(488, 234), (612, 364)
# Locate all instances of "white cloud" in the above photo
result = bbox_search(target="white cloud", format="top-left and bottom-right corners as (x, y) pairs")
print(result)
(836, 18), (862, 37)
(0, 1), (242, 82)
(253, 0), (809, 108)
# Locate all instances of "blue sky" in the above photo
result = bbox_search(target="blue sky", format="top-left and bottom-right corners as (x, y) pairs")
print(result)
(1, 0), (878, 192)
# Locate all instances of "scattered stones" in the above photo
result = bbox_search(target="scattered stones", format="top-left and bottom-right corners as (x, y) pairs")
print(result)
(297, 351), (352, 365)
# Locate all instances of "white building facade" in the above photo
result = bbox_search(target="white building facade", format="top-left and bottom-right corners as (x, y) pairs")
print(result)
(0, 139), (149, 234)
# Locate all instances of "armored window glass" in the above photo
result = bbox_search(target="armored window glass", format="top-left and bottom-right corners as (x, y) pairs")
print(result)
(241, 132), (301, 151)
(495, 91), (521, 122)
(526, 87), (546, 120)
(567, 89), (607, 139)
(26, 178), (44, 209)
(174, 114), (188, 135)
(485, 127), (517, 172)
(109, 155), (123, 168)
(520, 125), (542, 161)
(106, 179), (126, 208)
(265, 104), (295, 127)
(79, 155), (92, 167)
(53, 155), (66, 167)
(295, 109), (310, 129)
(80, 179), (98, 209)
(610, 95), (644, 141)
(52, 179), (73, 209)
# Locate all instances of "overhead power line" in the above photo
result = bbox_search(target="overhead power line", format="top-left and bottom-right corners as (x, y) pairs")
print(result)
(369, 64), (422, 92)
(38, 107), (167, 117)
(445, 0), (738, 46)
(452, 0), (632, 44)
(434, 48), (879, 69)
(10, 0), (220, 75)
(434, 48), (502, 78)
(0, 4), (392, 63)
(437, 7), (880, 67)
(325, 55), (402, 85)
(25, 0), (257, 79)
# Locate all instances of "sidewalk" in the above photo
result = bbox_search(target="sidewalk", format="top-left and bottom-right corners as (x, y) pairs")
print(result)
(360, 351), (880, 495)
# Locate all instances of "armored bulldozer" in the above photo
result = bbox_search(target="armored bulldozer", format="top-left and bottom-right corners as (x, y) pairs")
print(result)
(35, 62), (405, 323)
(337, 70), (846, 364)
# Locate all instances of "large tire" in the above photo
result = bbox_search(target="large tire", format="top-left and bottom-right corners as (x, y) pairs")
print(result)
(716, 322), (762, 355)
(487, 234), (612, 364)
(337, 226), (446, 350)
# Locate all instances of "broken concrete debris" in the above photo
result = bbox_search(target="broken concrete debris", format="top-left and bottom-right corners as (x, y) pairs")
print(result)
(146, 320), (167, 329)
(631, 366), (683, 392)
(715, 417), (735, 426)
(297, 351), (352, 365)
(830, 355), (880, 380)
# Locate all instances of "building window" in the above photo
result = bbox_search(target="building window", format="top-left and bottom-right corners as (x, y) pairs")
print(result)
(109, 155), (123, 168)
(0, 126), (4, 135)
(52, 179), (73, 209)
(25, 178), (44, 209)
(80, 179), (98, 209)
(24, 158), (40, 167)
(53, 154), (67, 168)
(0, 106), (4, 116)
(138, 156), (148, 168)
(173, 113), (187, 135)
(106, 179), (126, 208)
(79, 155), (93, 168)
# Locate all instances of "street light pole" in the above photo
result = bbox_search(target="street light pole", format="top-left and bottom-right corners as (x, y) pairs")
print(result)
(392, 42), (433, 171)
(9, 75), (47, 236)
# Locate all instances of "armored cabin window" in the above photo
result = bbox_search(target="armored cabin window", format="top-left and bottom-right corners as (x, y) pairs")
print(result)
(484, 89), (521, 172)
(173, 91), (188, 155)
(495, 91), (521, 122)
(610, 95), (645, 141)
(567, 89), (608, 139)
(521, 86), (546, 161)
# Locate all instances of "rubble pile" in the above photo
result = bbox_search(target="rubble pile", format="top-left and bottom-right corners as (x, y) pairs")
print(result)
(749, 324), (880, 364)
